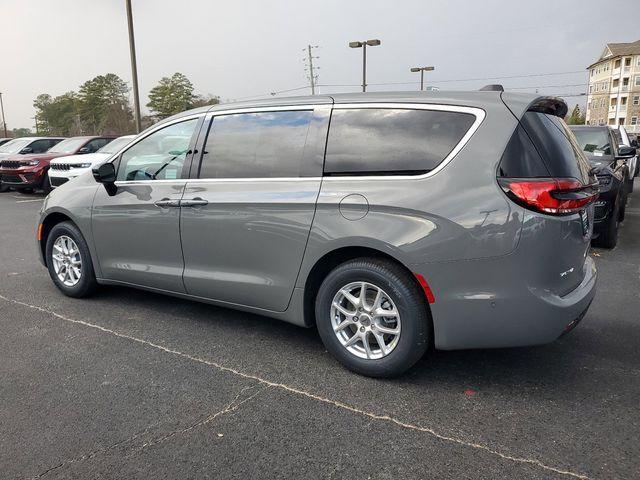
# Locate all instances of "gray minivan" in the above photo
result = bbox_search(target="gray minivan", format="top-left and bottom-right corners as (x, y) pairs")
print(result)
(37, 92), (598, 377)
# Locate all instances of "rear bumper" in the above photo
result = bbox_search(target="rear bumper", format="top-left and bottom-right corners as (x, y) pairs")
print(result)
(414, 255), (597, 350)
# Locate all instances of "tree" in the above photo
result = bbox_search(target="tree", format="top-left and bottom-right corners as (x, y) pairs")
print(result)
(146, 73), (197, 119)
(192, 94), (221, 108)
(12, 128), (33, 137)
(78, 74), (133, 134)
(33, 92), (81, 136)
(566, 104), (586, 125)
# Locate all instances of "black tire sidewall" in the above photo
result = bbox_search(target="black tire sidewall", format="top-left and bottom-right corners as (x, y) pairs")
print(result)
(45, 222), (96, 297)
(315, 259), (430, 377)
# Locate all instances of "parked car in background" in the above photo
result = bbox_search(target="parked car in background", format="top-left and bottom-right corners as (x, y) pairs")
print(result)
(0, 137), (65, 192)
(0, 138), (13, 147)
(49, 135), (136, 188)
(38, 92), (599, 377)
(613, 126), (639, 187)
(0, 135), (115, 193)
(570, 125), (634, 248)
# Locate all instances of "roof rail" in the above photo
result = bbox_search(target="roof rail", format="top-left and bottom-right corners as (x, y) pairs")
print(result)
(479, 84), (504, 92)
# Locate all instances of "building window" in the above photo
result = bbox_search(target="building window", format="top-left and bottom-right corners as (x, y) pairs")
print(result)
(591, 69), (595, 77)
(599, 118), (605, 125)
(601, 98), (606, 108)
(625, 58), (631, 67)
(613, 78), (620, 88)
(623, 77), (629, 86)
(633, 95), (640, 106)
(637, 57), (640, 66)
(631, 117), (638, 126)
(615, 59), (621, 68)
(621, 97), (627, 106)
(589, 85), (593, 93)
(635, 76), (640, 86)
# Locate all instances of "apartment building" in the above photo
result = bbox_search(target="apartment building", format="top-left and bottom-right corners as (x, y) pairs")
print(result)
(586, 39), (640, 133)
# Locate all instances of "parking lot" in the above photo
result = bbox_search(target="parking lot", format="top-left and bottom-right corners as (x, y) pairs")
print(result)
(0, 190), (638, 479)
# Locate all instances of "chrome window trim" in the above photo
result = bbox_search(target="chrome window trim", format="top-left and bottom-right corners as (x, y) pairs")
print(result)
(323, 102), (486, 181)
(111, 102), (485, 184)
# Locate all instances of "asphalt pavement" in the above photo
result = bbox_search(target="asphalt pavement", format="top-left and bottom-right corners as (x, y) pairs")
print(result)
(0, 189), (638, 479)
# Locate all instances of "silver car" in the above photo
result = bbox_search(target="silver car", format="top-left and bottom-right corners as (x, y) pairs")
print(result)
(37, 92), (598, 377)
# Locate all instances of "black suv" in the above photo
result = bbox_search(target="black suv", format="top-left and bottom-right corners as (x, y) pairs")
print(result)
(570, 125), (635, 248)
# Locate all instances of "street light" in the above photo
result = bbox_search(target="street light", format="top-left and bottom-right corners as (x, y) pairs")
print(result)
(349, 39), (381, 92)
(410, 66), (435, 91)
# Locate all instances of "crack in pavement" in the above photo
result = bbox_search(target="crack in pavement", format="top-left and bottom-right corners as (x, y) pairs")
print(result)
(0, 293), (591, 480)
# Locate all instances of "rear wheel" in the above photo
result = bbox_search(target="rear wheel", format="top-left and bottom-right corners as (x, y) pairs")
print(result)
(17, 188), (34, 194)
(0, 183), (9, 193)
(593, 201), (619, 249)
(315, 258), (431, 377)
(45, 222), (98, 297)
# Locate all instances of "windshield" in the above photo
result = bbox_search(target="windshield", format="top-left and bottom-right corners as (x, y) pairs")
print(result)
(570, 128), (612, 156)
(48, 138), (88, 154)
(0, 138), (31, 154)
(98, 136), (134, 154)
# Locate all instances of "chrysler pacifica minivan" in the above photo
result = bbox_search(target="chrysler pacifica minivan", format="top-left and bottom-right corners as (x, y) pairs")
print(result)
(37, 92), (598, 377)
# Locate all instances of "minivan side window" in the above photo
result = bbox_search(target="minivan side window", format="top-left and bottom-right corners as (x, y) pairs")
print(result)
(116, 118), (198, 181)
(199, 110), (313, 179)
(324, 108), (476, 175)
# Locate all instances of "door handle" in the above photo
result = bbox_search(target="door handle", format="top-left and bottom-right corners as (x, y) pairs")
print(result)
(180, 197), (209, 207)
(154, 198), (181, 208)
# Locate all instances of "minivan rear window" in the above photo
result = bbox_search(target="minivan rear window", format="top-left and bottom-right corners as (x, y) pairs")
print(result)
(518, 112), (591, 183)
(324, 108), (475, 176)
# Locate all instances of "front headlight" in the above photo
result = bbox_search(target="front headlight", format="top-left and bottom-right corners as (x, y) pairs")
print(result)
(78, 163), (92, 168)
(23, 160), (40, 166)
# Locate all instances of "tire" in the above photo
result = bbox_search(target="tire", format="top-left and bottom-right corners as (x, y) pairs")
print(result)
(315, 258), (431, 378)
(619, 199), (626, 222)
(593, 201), (619, 249)
(0, 183), (8, 193)
(17, 187), (34, 194)
(45, 221), (98, 298)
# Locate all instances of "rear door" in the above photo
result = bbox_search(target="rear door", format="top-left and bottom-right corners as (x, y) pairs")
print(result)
(180, 105), (331, 311)
(92, 116), (202, 292)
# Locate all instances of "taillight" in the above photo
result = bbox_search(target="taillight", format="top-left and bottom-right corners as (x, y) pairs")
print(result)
(498, 178), (599, 215)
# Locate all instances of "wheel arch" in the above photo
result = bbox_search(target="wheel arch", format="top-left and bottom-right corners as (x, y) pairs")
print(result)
(301, 246), (433, 333)
(39, 211), (78, 267)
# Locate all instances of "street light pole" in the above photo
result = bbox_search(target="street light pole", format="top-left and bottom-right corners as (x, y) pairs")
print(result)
(125, 0), (142, 133)
(0, 92), (7, 137)
(410, 66), (435, 91)
(349, 39), (381, 92)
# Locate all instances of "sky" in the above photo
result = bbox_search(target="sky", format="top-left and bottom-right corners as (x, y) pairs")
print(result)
(0, 0), (637, 130)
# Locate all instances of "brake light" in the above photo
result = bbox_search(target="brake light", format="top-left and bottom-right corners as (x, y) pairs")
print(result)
(498, 178), (598, 215)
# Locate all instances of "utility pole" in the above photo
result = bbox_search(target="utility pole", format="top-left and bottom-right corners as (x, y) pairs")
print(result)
(304, 45), (319, 95)
(126, 0), (142, 133)
(0, 92), (7, 137)
(349, 39), (381, 92)
(410, 66), (435, 91)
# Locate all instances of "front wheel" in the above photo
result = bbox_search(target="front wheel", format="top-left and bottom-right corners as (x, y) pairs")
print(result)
(593, 202), (619, 249)
(45, 222), (98, 297)
(315, 258), (431, 377)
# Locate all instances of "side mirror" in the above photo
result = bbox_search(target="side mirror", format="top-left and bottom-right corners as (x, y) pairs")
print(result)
(93, 162), (116, 183)
(78, 147), (91, 154)
(617, 145), (637, 159)
(93, 162), (117, 196)
(20, 147), (33, 154)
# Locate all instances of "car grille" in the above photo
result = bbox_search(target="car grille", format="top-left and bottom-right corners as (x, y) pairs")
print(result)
(50, 177), (69, 187)
(50, 163), (72, 171)
(1, 160), (21, 169)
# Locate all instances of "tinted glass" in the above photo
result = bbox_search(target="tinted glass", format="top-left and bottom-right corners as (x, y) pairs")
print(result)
(498, 125), (550, 177)
(29, 139), (52, 153)
(116, 118), (198, 181)
(570, 127), (612, 155)
(200, 111), (313, 179)
(324, 108), (475, 175)
(85, 138), (111, 152)
(49, 138), (88, 154)
(521, 112), (591, 182)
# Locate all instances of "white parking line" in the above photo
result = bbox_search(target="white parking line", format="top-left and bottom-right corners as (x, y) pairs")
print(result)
(15, 199), (44, 203)
(0, 293), (590, 480)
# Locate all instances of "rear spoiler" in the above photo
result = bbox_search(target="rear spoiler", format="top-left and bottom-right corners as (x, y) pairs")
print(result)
(500, 93), (568, 120)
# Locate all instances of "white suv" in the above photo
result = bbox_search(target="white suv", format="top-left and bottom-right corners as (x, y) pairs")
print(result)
(49, 135), (136, 188)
